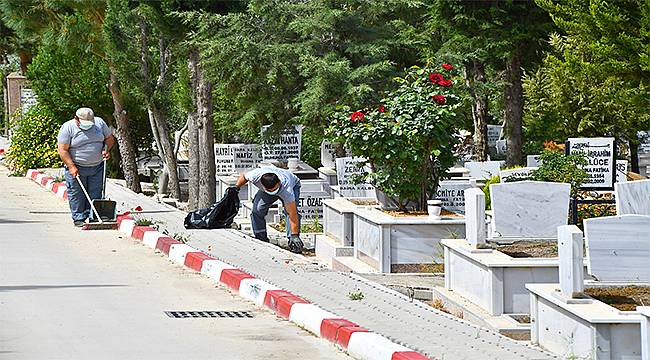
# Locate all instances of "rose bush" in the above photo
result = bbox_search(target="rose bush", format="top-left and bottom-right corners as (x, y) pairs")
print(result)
(328, 65), (463, 211)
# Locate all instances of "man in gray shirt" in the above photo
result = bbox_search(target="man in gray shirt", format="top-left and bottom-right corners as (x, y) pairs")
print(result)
(235, 166), (303, 253)
(57, 107), (115, 226)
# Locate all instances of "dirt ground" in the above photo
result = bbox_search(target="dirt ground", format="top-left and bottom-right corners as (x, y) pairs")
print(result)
(391, 263), (444, 274)
(496, 241), (558, 258)
(381, 209), (463, 218)
(349, 199), (379, 206)
(584, 286), (650, 311)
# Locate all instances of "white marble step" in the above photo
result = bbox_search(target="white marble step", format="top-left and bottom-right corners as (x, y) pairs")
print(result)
(315, 234), (353, 266)
(332, 256), (378, 274)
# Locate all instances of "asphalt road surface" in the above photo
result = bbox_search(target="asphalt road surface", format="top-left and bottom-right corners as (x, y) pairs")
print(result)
(0, 166), (350, 360)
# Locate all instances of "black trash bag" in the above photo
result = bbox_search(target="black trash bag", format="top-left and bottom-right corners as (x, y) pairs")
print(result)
(184, 187), (240, 229)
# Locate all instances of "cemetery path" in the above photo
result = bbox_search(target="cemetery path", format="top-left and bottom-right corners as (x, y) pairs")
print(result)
(0, 167), (350, 360)
(104, 180), (558, 360)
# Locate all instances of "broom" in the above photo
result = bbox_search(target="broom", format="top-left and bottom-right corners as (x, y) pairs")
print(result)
(76, 175), (118, 230)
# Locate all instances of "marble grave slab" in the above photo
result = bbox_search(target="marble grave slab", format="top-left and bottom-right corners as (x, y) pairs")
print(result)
(490, 181), (570, 239)
(464, 161), (502, 180)
(584, 215), (650, 282)
(615, 179), (650, 216)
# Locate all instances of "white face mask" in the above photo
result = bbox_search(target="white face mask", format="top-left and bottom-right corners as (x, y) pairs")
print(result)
(79, 120), (94, 130)
(264, 187), (280, 196)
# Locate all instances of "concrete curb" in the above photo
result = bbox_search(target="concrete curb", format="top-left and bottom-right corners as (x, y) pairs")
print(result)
(26, 169), (431, 360)
(26, 169), (68, 200)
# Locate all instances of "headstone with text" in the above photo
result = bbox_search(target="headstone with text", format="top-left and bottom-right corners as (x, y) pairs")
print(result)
(320, 140), (350, 168)
(487, 125), (503, 148)
(261, 125), (302, 161)
(499, 167), (537, 183)
(335, 157), (376, 199)
(567, 137), (616, 190)
(20, 88), (38, 115)
(214, 144), (261, 175)
(436, 180), (474, 213)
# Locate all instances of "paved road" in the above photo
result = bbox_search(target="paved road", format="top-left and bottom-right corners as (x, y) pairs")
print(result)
(0, 166), (350, 360)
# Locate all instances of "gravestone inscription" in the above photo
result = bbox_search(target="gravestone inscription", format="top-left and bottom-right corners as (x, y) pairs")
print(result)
(214, 144), (262, 175)
(261, 125), (302, 161)
(567, 137), (615, 190)
(335, 157), (376, 198)
(436, 180), (473, 213)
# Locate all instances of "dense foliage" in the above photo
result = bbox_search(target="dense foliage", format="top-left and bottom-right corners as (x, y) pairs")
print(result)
(328, 65), (462, 211)
(6, 105), (62, 173)
(530, 150), (588, 196)
(524, 0), (650, 156)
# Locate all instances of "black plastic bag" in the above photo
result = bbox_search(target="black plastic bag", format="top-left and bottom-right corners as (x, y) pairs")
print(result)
(184, 187), (240, 229)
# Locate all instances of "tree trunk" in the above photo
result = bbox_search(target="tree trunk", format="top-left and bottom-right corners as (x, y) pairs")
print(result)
(152, 104), (181, 199)
(630, 138), (640, 174)
(469, 60), (489, 161)
(108, 64), (141, 193)
(197, 62), (216, 208)
(504, 51), (524, 167)
(187, 48), (201, 209)
(18, 50), (31, 75)
(138, 22), (181, 199)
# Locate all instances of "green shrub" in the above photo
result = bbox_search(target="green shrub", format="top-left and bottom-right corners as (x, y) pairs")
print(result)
(6, 106), (62, 174)
(530, 150), (588, 196)
(482, 175), (501, 210)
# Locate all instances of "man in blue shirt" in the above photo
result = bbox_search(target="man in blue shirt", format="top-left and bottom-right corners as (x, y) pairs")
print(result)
(235, 166), (303, 253)
(57, 107), (115, 227)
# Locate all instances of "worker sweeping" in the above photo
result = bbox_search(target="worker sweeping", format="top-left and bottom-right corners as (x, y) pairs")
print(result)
(57, 107), (115, 227)
(235, 166), (303, 254)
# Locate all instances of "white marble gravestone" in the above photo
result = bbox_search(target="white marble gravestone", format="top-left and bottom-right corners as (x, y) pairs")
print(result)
(436, 180), (473, 213)
(335, 157), (375, 198)
(320, 140), (350, 168)
(261, 125), (302, 161)
(495, 139), (507, 156)
(490, 181), (570, 239)
(527, 155), (541, 167)
(615, 179), (650, 216)
(214, 144), (261, 175)
(464, 188), (486, 247)
(584, 215), (650, 282)
(487, 125), (503, 147)
(499, 167), (537, 183)
(464, 161), (502, 180)
(558, 225), (584, 298)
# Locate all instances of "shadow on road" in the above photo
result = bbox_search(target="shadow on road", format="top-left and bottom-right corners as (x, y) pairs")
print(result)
(0, 219), (44, 224)
(0, 285), (127, 292)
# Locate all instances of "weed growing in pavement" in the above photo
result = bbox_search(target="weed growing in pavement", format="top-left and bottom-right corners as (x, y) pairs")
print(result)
(134, 217), (156, 226)
(348, 290), (365, 301)
(172, 233), (191, 244)
(53, 175), (65, 183)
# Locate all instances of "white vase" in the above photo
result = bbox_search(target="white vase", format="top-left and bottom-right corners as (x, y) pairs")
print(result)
(427, 199), (442, 219)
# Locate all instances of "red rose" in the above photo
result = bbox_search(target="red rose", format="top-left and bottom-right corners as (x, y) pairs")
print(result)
(378, 105), (386, 113)
(350, 111), (365, 122)
(442, 63), (453, 71)
(429, 73), (444, 84)
(439, 79), (452, 87)
(432, 95), (446, 105)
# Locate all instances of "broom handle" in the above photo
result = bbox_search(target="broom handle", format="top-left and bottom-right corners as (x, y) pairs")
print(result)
(76, 175), (103, 224)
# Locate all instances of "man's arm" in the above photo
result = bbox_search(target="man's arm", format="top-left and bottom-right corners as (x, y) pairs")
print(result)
(102, 135), (116, 159)
(235, 173), (248, 188)
(284, 201), (300, 235)
(57, 144), (78, 177)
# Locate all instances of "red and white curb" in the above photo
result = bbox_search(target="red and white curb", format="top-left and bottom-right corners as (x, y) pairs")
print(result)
(26, 169), (430, 360)
(26, 169), (68, 200)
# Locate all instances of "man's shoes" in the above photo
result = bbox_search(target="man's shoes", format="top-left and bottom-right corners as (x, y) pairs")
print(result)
(73, 220), (85, 227)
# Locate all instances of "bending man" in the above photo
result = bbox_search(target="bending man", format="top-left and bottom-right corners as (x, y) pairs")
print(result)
(236, 166), (303, 253)
(57, 107), (114, 227)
